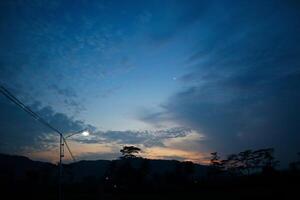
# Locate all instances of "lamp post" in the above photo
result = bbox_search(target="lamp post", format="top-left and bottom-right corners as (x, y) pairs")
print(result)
(65, 129), (90, 139)
(0, 86), (90, 200)
(0, 86), (91, 200)
(59, 129), (90, 200)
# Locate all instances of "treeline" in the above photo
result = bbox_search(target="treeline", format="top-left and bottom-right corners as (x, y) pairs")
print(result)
(100, 146), (197, 193)
(209, 148), (280, 176)
(1, 147), (300, 199)
(102, 158), (196, 194)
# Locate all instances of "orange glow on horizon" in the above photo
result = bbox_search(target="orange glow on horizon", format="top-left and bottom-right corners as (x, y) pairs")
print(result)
(23, 131), (209, 165)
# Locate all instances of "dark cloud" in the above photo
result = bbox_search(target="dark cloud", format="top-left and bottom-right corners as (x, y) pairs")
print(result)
(146, 0), (211, 45)
(63, 99), (86, 114)
(138, 110), (168, 128)
(49, 84), (78, 98)
(72, 127), (192, 147)
(0, 95), (93, 154)
(0, 0), (132, 115)
(97, 85), (122, 98)
(139, 0), (300, 165)
(46, 84), (86, 115)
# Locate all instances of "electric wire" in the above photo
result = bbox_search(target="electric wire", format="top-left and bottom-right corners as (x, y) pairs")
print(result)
(0, 85), (76, 161)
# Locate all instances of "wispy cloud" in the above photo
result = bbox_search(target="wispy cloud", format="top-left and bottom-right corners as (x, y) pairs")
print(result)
(71, 127), (192, 147)
(0, 96), (93, 154)
(138, 0), (300, 165)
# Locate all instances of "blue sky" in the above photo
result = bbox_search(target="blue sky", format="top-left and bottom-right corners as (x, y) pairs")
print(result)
(0, 0), (300, 166)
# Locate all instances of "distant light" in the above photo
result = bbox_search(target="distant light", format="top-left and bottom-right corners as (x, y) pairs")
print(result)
(82, 130), (89, 136)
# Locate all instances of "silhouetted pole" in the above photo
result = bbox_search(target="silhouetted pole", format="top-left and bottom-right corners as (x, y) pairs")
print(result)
(0, 86), (77, 200)
(58, 129), (89, 200)
(59, 134), (64, 200)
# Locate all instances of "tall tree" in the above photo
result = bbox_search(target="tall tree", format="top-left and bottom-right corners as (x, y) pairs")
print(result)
(209, 152), (223, 177)
(238, 150), (254, 175)
(120, 146), (141, 159)
(260, 148), (279, 173)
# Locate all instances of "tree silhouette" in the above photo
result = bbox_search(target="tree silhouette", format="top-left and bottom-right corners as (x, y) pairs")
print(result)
(217, 148), (279, 176)
(221, 154), (241, 175)
(257, 148), (279, 173)
(209, 152), (223, 176)
(238, 150), (254, 175)
(210, 152), (221, 167)
(289, 152), (300, 171)
(120, 146), (141, 159)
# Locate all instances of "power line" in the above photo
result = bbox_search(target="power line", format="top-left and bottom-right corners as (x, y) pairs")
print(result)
(0, 85), (76, 161)
(63, 137), (75, 161)
(1, 86), (63, 135)
(0, 86), (41, 120)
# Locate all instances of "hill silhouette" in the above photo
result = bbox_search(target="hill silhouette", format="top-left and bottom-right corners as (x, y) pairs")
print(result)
(0, 153), (207, 182)
(0, 153), (299, 200)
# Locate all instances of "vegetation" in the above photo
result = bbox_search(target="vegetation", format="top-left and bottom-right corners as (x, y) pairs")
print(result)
(0, 148), (299, 200)
(210, 148), (280, 176)
(120, 146), (141, 159)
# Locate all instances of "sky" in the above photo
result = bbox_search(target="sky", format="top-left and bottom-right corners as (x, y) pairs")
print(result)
(0, 0), (300, 166)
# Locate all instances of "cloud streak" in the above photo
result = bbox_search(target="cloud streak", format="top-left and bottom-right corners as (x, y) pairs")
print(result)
(138, 0), (300, 165)
(71, 127), (193, 147)
(0, 95), (93, 155)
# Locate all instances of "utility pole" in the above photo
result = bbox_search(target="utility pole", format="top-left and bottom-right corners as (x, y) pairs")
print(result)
(0, 85), (89, 200)
(59, 133), (64, 200)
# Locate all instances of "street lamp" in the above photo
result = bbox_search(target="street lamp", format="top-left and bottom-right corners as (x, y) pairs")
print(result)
(0, 86), (91, 200)
(59, 129), (90, 200)
(65, 129), (90, 139)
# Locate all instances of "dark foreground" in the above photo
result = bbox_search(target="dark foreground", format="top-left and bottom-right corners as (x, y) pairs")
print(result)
(0, 154), (299, 200)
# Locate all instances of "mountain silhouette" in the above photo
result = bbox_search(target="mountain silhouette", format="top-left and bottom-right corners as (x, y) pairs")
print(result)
(0, 153), (208, 183)
(0, 153), (299, 200)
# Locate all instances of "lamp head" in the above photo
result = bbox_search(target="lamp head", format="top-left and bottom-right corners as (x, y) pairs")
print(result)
(82, 130), (90, 136)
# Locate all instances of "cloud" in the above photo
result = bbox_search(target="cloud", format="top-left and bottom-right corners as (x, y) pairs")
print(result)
(47, 84), (86, 114)
(65, 128), (208, 163)
(49, 84), (78, 98)
(137, 109), (170, 128)
(71, 127), (192, 147)
(138, 10), (152, 24)
(25, 142), (121, 163)
(143, 146), (207, 164)
(0, 86), (199, 162)
(24, 128), (205, 163)
(145, 0), (210, 45)
(0, 0), (133, 109)
(138, 0), (300, 165)
(0, 95), (93, 155)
